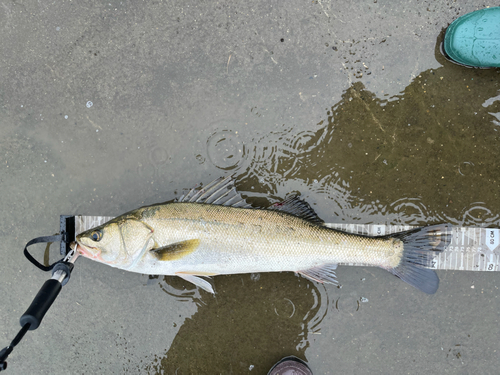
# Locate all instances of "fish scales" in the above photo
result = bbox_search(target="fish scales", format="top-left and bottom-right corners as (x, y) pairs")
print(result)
(135, 203), (401, 274)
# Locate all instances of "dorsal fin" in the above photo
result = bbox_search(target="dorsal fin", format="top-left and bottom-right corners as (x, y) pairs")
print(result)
(177, 176), (252, 208)
(268, 195), (324, 224)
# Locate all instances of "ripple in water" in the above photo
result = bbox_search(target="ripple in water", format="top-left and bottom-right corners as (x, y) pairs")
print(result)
(157, 275), (207, 306)
(299, 284), (330, 349)
(273, 298), (296, 318)
(457, 161), (474, 177)
(149, 146), (169, 167)
(135, 134), (171, 180)
(206, 130), (246, 170)
(309, 174), (355, 221)
(389, 197), (430, 225)
(459, 203), (500, 226)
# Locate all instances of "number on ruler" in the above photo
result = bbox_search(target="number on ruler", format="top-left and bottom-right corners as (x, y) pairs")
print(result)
(486, 229), (499, 251)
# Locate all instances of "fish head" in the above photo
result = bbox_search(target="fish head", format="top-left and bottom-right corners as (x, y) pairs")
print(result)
(76, 217), (154, 268)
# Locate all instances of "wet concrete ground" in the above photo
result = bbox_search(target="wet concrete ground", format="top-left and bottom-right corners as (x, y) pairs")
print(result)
(1, 1), (499, 374)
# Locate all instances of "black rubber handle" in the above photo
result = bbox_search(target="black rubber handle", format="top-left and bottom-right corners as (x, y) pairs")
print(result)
(20, 279), (62, 330)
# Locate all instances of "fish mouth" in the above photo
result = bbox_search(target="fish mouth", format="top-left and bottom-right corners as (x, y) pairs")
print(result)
(76, 242), (101, 259)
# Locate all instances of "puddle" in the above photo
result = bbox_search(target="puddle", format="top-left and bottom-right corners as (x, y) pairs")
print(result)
(1, 3), (499, 374)
(147, 273), (328, 374)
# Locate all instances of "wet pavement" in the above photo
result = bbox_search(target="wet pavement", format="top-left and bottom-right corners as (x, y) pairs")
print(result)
(1, 1), (499, 374)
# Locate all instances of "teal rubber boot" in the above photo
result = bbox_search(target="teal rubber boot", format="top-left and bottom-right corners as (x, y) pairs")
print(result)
(442, 7), (500, 68)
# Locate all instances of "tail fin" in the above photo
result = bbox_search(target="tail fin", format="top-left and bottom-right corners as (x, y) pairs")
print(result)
(387, 224), (451, 294)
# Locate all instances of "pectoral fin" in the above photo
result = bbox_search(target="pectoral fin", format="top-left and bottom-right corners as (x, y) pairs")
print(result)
(297, 264), (338, 284)
(176, 273), (215, 294)
(151, 239), (200, 261)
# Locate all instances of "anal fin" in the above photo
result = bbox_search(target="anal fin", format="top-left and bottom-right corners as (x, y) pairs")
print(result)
(176, 273), (215, 294)
(297, 264), (338, 284)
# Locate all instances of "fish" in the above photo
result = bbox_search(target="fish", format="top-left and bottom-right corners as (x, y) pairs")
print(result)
(76, 176), (450, 294)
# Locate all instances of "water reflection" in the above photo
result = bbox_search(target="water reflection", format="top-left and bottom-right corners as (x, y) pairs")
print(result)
(147, 273), (334, 374)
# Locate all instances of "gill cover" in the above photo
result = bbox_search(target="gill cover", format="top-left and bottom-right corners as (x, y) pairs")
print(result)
(78, 217), (154, 267)
(118, 218), (154, 254)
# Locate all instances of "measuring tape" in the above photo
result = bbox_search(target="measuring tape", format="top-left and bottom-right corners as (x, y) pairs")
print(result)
(326, 223), (499, 272)
(74, 216), (499, 272)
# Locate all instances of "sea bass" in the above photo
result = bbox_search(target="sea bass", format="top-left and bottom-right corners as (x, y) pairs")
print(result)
(76, 177), (450, 294)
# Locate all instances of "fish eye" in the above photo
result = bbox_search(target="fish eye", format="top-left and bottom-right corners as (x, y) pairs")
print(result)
(90, 230), (103, 242)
